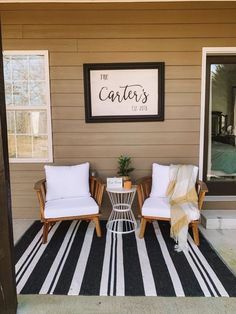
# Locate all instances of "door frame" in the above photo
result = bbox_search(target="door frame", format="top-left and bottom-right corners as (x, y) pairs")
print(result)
(199, 47), (236, 199)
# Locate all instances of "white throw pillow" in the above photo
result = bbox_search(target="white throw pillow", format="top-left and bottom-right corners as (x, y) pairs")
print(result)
(150, 163), (170, 198)
(45, 163), (90, 201)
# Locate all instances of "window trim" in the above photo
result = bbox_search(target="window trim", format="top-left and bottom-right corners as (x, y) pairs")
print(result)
(3, 50), (53, 163)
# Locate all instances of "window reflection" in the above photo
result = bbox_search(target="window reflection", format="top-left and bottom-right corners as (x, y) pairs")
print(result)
(208, 64), (236, 181)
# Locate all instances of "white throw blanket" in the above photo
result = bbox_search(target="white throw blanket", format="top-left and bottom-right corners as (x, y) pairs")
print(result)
(166, 165), (198, 252)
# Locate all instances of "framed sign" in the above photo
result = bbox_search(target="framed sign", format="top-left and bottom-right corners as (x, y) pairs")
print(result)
(83, 62), (164, 123)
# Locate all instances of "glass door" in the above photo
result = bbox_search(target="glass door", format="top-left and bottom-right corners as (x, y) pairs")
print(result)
(204, 56), (236, 195)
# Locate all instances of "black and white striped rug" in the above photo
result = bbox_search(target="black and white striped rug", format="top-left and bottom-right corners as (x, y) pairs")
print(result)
(15, 220), (236, 297)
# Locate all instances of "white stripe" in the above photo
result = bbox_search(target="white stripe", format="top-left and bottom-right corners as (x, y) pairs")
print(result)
(39, 221), (80, 294)
(99, 231), (112, 296)
(188, 234), (229, 297)
(188, 245), (218, 297)
(184, 250), (211, 296)
(109, 234), (117, 296)
(68, 222), (94, 295)
(16, 225), (44, 275)
(116, 234), (125, 296)
(135, 222), (157, 296)
(16, 222), (60, 294)
(153, 221), (185, 297)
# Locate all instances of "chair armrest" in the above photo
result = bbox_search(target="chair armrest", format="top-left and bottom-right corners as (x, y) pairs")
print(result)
(90, 176), (105, 207)
(136, 176), (152, 215)
(34, 179), (46, 219)
(197, 180), (208, 210)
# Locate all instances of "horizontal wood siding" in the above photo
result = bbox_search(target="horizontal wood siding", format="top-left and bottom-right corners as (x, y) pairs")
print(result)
(2, 2), (236, 218)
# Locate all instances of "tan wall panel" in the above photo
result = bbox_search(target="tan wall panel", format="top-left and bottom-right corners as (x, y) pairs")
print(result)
(50, 66), (83, 80)
(50, 52), (201, 66)
(165, 93), (201, 106)
(53, 157), (199, 170)
(3, 9), (236, 25)
(22, 24), (236, 39)
(3, 39), (77, 52)
(76, 38), (236, 53)
(50, 79), (83, 94)
(51, 93), (83, 107)
(53, 119), (200, 133)
(2, 24), (22, 38)
(53, 132), (199, 146)
(1, 2), (236, 11)
(52, 105), (200, 120)
(54, 145), (199, 158)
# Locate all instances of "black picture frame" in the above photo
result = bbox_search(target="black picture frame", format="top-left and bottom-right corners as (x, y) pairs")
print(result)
(83, 62), (165, 123)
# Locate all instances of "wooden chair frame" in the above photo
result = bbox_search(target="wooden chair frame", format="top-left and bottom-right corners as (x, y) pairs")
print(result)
(136, 176), (208, 246)
(34, 176), (105, 244)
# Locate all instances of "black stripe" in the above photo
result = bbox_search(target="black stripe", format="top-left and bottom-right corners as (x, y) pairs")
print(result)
(79, 221), (107, 296)
(53, 221), (89, 295)
(144, 222), (175, 296)
(196, 230), (236, 297)
(47, 221), (80, 294)
(123, 232), (145, 296)
(15, 221), (42, 263)
(20, 221), (72, 294)
(157, 221), (204, 296)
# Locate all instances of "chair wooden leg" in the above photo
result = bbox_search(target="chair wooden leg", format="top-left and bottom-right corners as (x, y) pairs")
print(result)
(192, 222), (200, 246)
(94, 217), (102, 237)
(139, 217), (147, 239)
(43, 222), (49, 244)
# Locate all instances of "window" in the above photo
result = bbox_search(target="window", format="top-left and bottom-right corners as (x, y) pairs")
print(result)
(3, 51), (53, 163)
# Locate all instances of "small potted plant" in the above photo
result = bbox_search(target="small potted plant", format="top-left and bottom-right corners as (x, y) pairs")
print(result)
(117, 155), (134, 189)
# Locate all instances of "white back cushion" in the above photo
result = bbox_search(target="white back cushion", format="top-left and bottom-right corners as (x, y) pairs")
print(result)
(45, 162), (90, 201)
(150, 163), (170, 198)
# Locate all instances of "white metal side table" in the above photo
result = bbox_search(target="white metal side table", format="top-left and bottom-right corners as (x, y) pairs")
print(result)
(106, 186), (137, 234)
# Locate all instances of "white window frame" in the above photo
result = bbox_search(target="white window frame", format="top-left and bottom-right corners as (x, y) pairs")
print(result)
(3, 50), (53, 163)
(200, 47), (236, 201)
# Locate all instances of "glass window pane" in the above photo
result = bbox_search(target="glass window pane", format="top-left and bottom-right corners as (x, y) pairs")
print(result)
(31, 111), (47, 135)
(33, 136), (48, 158)
(3, 56), (11, 80)
(12, 56), (28, 80)
(8, 135), (16, 158)
(16, 135), (32, 158)
(16, 111), (31, 134)
(29, 81), (46, 106)
(13, 81), (29, 106)
(7, 111), (15, 134)
(29, 56), (45, 80)
(5, 81), (12, 106)
(208, 63), (236, 182)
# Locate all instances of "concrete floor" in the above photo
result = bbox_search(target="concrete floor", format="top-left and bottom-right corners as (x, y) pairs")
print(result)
(13, 219), (236, 314)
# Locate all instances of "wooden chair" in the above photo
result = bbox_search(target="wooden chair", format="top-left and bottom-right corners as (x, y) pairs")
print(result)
(136, 176), (208, 246)
(34, 176), (105, 244)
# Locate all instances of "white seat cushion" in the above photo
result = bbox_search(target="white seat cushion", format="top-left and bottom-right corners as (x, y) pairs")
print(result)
(44, 196), (99, 219)
(142, 197), (200, 220)
(45, 163), (90, 201)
